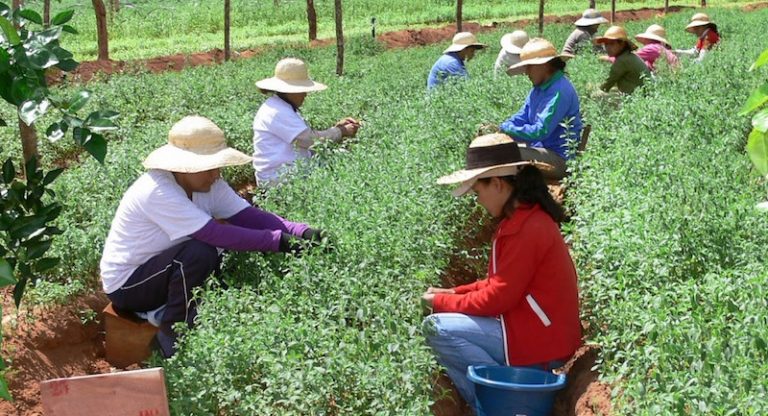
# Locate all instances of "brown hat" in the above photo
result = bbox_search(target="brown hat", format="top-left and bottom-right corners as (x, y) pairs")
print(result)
(436, 134), (552, 197)
(594, 26), (638, 50)
(636, 24), (671, 47)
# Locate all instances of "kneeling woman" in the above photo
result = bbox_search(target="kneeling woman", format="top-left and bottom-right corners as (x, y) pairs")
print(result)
(595, 26), (650, 94)
(499, 38), (582, 180)
(422, 134), (582, 412)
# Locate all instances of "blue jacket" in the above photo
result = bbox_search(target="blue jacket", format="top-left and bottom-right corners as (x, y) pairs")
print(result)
(427, 53), (467, 90)
(499, 71), (582, 159)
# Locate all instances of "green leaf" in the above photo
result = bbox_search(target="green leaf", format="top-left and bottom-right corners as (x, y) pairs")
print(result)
(27, 48), (60, 70)
(752, 108), (768, 133)
(0, 258), (15, 287)
(0, 118), (6, 126)
(68, 90), (91, 112)
(83, 133), (107, 164)
(11, 75), (43, 106)
(0, 49), (10, 73)
(72, 126), (89, 144)
(19, 99), (50, 125)
(56, 58), (78, 72)
(62, 25), (78, 35)
(0, 16), (20, 45)
(8, 215), (46, 240)
(750, 48), (768, 71)
(86, 117), (118, 132)
(50, 9), (75, 26)
(747, 128), (768, 176)
(33, 257), (59, 273)
(0, 377), (12, 402)
(87, 110), (120, 122)
(46, 122), (65, 142)
(740, 83), (768, 116)
(2, 158), (14, 183)
(24, 238), (52, 259)
(17, 8), (43, 25)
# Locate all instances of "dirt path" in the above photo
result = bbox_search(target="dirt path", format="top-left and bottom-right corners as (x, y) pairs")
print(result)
(47, 3), (767, 85)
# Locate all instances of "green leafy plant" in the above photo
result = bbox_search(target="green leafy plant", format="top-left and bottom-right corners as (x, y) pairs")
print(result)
(739, 47), (768, 210)
(0, 1), (118, 401)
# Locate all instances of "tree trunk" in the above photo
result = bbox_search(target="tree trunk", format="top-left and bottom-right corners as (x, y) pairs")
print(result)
(701, 0), (707, 7)
(589, 0), (595, 8)
(664, 0), (669, 13)
(334, 0), (343, 76)
(92, 0), (109, 60)
(611, 0), (616, 23)
(43, 0), (50, 27)
(224, 0), (231, 61)
(456, 0), (463, 32)
(538, 0), (544, 36)
(307, 0), (317, 41)
(20, 119), (38, 166)
(113, 0), (119, 13)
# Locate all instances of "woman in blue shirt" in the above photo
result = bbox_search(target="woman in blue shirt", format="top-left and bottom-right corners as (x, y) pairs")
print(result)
(500, 38), (582, 179)
(427, 32), (486, 90)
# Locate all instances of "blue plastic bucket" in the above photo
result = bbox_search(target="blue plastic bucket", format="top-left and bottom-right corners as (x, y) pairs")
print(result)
(467, 365), (566, 416)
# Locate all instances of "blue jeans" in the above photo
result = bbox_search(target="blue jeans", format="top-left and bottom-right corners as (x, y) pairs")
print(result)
(423, 313), (506, 413)
(423, 313), (565, 415)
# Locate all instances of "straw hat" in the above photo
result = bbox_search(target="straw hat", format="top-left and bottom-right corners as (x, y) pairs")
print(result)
(506, 38), (573, 76)
(594, 26), (638, 50)
(444, 32), (487, 54)
(436, 134), (552, 197)
(500, 30), (529, 54)
(143, 116), (252, 173)
(685, 13), (713, 32)
(636, 24), (671, 47)
(575, 9), (608, 27)
(255, 58), (327, 94)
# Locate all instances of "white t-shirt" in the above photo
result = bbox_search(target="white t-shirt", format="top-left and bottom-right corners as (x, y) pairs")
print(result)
(252, 96), (312, 184)
(494, 50), (522, 74)
(99, 169), (250, 293)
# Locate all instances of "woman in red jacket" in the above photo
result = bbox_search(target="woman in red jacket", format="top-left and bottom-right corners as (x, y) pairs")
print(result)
(422, 133), (582, 411)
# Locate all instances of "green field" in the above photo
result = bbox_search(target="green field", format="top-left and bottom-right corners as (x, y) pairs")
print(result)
(17, 0), (761, 60)
(2, 3), (767, 414)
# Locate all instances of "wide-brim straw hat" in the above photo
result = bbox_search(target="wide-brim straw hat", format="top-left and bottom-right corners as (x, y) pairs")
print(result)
(143, 116), (252, 173)
(636, 24), (671, 47)
(256, 58), (327, 94)
(436, 133), (553, 197)
(685, 13), (713, 32)
(575, 8), (608, 27)
(444, 32), (487, 53)
(506, 38), (573, 76)
(594, 25), (638, 50)
(500, 30), (529, 54)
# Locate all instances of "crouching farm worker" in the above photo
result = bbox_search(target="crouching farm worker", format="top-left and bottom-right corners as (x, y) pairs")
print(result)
(500, 38), (582, 180)
(562, 8), (609, 55)
(100, 116), (325, 358)
(634, 24), (679, 73)
(427, 32), (486, 90)
(422, 134), (582, 412)
(252, 58), (360, 187)
(594, 26), (651, 95)
(674, 13), (720, 61)
(493, 30), (528, 75)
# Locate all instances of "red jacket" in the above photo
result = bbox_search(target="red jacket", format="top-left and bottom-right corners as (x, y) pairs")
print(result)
(433, 204), (582, 366)
(696, 28), (720, 51)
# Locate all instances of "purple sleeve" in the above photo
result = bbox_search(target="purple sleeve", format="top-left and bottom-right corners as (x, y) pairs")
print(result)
(191, 219), (282, 252)
(635, 44), (660, 63)
(226, 206), (309, 237)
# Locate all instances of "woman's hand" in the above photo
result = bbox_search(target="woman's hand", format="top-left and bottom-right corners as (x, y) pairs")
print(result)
(336, 117), (360, 138)
(421, 292), (435, 308)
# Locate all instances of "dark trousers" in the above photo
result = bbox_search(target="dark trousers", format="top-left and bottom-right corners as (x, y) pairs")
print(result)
(107, 239), (220, 357)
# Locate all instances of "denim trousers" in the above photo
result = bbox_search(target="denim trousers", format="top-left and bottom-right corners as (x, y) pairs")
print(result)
(423, 313), (506, 413)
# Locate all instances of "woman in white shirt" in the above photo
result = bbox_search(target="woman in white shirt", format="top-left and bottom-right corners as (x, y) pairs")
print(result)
(252, 58), (359, 186)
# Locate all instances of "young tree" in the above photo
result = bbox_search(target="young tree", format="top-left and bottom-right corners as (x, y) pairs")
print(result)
(307, 0), (317, 41)
(456, 0), (463, 32)
(92, 0), (108, 60)
(43, 0), (48, 26)
(0, 2), (118, 400)
(224, 0), (230, 60)
(334, 0), (343, 75)
(538, 0), (544, 36)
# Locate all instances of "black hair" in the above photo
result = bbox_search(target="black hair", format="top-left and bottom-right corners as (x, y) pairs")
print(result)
(547, 57), (567, 72)
(478, 165), (565, 223)
(706, 23), (719, 35)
